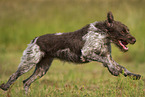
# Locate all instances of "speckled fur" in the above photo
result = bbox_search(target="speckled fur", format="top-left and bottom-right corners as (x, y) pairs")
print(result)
(0, 12), (141, 94)
(81, 22), (109, 60)
(18, 37), (45, 72)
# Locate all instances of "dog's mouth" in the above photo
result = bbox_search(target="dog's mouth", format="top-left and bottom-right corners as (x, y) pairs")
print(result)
(118, 39), (129, 51)
(111, 39), (129, 51)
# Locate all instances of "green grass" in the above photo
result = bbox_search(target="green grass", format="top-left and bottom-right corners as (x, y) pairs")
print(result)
(0, 52), (145, 97)
(0, 0), (145, 97)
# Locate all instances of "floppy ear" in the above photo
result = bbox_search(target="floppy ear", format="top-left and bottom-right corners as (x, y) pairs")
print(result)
(107, 11), (114, 23)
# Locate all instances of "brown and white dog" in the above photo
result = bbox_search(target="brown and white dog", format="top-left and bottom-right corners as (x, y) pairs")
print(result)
(0, 12), (141, 94)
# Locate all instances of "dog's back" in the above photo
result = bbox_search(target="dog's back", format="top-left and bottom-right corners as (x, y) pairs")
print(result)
(36, 24), (90, 63)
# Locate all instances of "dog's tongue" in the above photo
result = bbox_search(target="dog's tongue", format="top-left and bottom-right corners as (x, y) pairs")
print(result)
(119, 40), (128, 50)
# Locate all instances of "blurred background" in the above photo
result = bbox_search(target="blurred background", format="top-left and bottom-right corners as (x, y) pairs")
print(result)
(0, 0), (145, 96)
(0, 0), (144, 63)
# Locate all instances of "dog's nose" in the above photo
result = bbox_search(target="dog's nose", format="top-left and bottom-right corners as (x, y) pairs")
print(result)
(128, 35), (136, 44)
(131, 38), (136, 44)
(132, 38), (136, 43)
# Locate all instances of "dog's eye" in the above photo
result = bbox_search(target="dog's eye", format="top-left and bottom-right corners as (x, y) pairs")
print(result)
(121, 30), (128, 36)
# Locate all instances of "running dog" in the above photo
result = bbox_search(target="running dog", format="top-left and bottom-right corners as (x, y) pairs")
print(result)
(0, 12), (141, 94)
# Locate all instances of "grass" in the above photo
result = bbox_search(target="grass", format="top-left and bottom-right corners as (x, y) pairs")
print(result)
(0, 52), (145, 97)
(0, 0), (145, 97)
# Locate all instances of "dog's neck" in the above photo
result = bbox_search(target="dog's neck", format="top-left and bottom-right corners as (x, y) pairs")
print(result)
(81, 22), (110, 57)
(93, 21), (108, 32)
(83, 22), (108, 42)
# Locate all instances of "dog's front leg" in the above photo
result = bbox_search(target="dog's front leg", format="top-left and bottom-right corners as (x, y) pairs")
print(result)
(105, 55), (141, 80)
(81, 51), (109, 63)
(86, 53), (121, 76)
(82, 52), (141, 79)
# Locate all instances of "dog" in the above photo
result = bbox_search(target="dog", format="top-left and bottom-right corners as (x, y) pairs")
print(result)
(0, 12), (141, 94)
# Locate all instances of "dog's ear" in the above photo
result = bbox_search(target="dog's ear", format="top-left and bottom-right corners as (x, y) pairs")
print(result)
(106, 11), (114, 27)
(107, 11), (114, 23)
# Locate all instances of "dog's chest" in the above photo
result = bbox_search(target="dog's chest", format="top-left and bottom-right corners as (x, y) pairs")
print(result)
(81, 25), (109, 57)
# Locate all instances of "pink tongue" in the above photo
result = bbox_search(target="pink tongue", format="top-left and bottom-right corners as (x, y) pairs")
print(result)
(118, 40), (128, 50)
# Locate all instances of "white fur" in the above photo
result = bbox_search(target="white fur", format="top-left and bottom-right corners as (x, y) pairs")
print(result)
(18, 37), (45, 71)
(55, 32), (63, 35)
(81, 22), (108, 58)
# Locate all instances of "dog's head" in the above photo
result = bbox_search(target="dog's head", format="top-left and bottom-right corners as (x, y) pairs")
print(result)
(105, 12), (136, 52)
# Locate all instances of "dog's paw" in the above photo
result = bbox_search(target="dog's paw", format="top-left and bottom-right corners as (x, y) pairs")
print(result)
(0, 83), (8, 91)
(134, 74), (141, 80)
(125, 73), (141, 80)
(130, 74), (141, 80)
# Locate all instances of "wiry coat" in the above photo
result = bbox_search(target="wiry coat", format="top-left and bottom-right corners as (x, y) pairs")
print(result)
(36, 24), (89, 63)
(0, 12), (141, 94)
(36, 22), (110, 63)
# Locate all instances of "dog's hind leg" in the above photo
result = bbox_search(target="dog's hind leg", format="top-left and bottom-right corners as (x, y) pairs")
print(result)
(0, 63), (36, 91)
(23, 58), (53, 94)
(0, 38), (45, 91)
